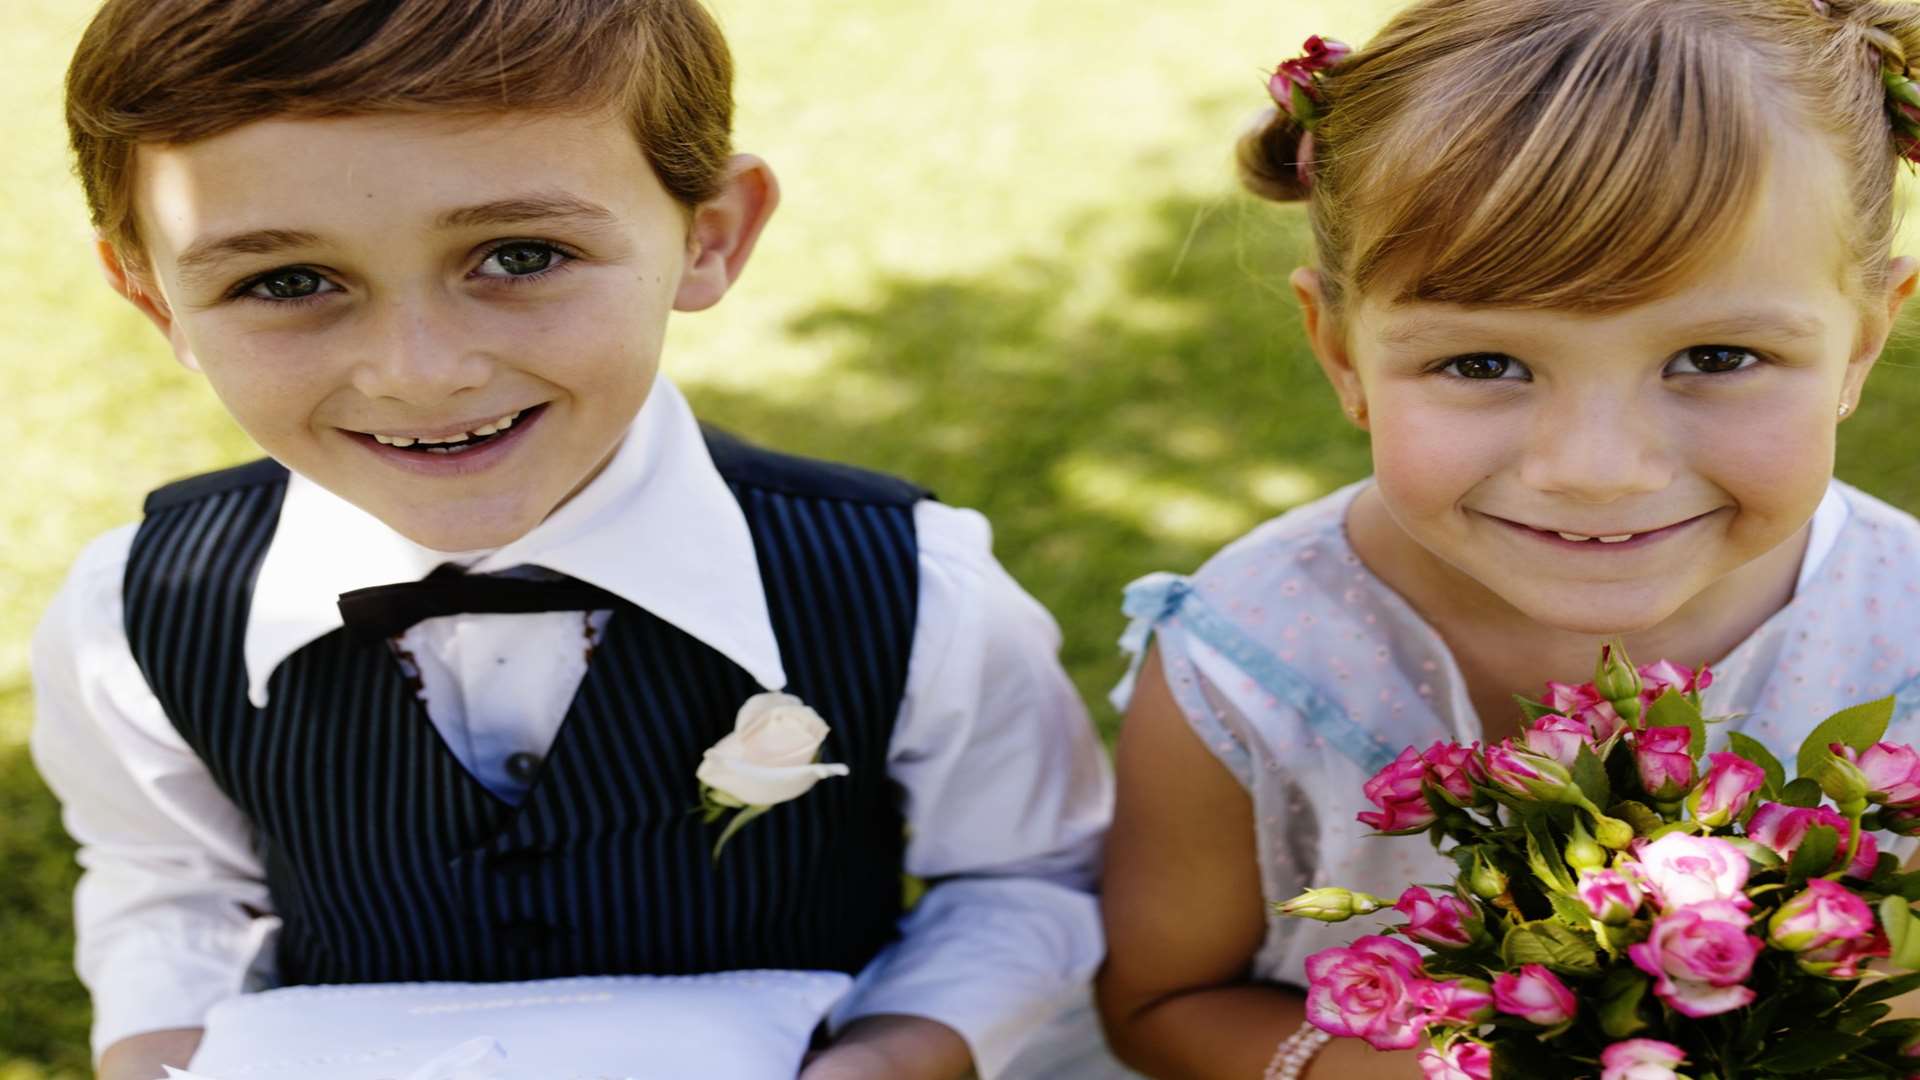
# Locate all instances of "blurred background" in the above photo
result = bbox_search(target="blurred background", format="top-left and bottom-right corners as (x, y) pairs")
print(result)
(9, 0), (1920, 1073)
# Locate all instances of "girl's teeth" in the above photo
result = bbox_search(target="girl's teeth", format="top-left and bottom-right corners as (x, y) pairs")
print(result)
(1597, 534), (1635, 543)
(1556, 531), (1592, 542)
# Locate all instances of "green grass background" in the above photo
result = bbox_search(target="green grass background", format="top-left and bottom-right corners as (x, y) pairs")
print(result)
(9, 1), (1920, 1073)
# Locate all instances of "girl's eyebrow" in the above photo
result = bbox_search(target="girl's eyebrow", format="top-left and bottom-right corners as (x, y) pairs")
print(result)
(1371, 308), (1827, 349)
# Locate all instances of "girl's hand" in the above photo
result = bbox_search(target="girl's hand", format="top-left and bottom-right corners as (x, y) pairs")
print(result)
(796, 1014), (973, 1080)
(96, 1027), (202, 1080)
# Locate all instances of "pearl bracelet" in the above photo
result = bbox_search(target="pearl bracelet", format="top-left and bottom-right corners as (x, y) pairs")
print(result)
(1262, 1020), (1334, 1080)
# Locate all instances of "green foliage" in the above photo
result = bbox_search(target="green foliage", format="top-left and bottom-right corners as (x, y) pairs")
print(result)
(1796, 697), (1896, 780)
(1646, 689), (1707, 758)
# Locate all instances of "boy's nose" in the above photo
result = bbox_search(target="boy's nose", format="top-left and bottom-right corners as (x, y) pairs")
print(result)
(1516, 392), (1673, 502)
(349, 297), (494, 405)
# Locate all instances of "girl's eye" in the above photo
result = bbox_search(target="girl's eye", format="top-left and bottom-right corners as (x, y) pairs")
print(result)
(1667, 345), (1760, 376)
(245, 268), (334, 301)
(477, 242), (565, 278)
(1441, 353), (1527, 380)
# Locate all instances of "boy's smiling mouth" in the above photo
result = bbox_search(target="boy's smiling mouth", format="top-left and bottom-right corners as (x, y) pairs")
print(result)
(345, 403), (549, 460)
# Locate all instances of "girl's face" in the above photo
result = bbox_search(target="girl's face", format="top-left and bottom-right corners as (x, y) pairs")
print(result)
(1300, 138), (1916, 636)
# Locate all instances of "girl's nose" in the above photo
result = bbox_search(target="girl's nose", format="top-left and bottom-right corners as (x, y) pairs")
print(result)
(1517, 392), (1673, 502)
(349, 294), (494, 405)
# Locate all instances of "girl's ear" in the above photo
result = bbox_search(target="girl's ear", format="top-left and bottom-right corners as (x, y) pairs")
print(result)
(674, 155), (780, 313)
(1844, 254), (1920, 413)
(1290, 266), (1367, 429)
(95, 237), (203, 373)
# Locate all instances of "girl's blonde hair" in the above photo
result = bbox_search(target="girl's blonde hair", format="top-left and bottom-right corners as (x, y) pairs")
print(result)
(1241, 0), (1920, 313)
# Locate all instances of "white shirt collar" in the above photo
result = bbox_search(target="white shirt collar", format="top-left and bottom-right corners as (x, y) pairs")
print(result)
(244, 377), (788, 706)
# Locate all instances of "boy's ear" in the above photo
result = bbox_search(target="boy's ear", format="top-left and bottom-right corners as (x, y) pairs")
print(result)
(674, 155), (780, 313)
(1289, 266), (1367, 429)
(95, 237), (203, 373)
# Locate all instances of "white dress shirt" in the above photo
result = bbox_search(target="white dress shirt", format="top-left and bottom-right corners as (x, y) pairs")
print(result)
(31, 377), (1113, 1077)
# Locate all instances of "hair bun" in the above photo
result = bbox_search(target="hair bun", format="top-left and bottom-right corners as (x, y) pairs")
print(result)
(1236, 106), (1314, 203)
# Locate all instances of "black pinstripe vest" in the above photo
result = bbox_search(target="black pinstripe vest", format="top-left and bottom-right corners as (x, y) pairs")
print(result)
(122, 431), (922, 985)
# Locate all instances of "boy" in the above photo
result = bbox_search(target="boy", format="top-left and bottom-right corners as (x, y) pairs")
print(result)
(32, 2), (1112, 1077)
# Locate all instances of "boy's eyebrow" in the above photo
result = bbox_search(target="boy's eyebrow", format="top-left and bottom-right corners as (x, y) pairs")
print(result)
(175, 228), (323, 285)
(172, 194), (620, 287)
(434, 193), (620, 230)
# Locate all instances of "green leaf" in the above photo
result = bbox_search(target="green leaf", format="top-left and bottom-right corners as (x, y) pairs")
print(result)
(1611, 800), (1664, 837)
(1500, 918), (1600, 974)
(1597, 967), (1650, 1039)
(1572, 741), (1610, 810)
(1885, 895), (1920, 970)
(1850, 968), (1920, 1007)
(1490, 1033), (1562, 1079)
(1646, 688), (1706, 758)
(1515, 695), (1557, 723)
(1752, 1030), (1873, 1072)
(1525, 816), (1575, 895)
(1797, 696), (1896, 780)
(1788, 824), (1840, 882)
(1549, 890), (1595, 928)
(1781, 776), (1825, 808)
(1727, 730), (1786, 798)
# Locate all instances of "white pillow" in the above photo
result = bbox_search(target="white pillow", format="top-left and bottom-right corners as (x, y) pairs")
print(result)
(182, 971), (854, 1080)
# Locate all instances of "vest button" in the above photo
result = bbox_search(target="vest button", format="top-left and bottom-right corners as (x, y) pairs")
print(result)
(497, 919), (557, 950)
(504, 752), (542, 783)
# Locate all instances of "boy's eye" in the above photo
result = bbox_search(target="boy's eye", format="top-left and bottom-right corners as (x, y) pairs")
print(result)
(479, 242), (561, 277)
(1441, 353), (1526, 380)
(248, 268), (330, 301)
(1667, 345), (1760, 375)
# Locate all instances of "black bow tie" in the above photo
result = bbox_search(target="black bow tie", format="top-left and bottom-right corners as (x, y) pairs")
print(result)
(337, 564), (623, 641)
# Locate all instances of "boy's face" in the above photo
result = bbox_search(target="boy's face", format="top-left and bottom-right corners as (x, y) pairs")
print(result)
(118, 109), (764, 551)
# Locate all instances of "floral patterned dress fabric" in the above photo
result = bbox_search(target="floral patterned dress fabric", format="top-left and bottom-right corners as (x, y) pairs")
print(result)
(1114, 479), (1920, 990)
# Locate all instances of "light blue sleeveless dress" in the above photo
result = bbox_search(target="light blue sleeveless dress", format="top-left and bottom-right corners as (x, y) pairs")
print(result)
(1111, 478), (1920, 989)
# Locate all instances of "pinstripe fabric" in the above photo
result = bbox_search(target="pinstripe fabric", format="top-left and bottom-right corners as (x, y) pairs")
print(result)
(124, 435), (920, 985)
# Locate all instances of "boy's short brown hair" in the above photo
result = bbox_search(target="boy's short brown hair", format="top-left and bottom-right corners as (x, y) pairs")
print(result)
(67, 0), (734, 268)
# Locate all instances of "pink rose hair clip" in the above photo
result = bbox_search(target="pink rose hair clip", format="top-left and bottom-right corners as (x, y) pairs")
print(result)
(1267, 35), (1352, 190)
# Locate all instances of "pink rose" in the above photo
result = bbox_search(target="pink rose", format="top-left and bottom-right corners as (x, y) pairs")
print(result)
(1413, 977), (1495, 1026)
(1628, 900), (1763, 1017)
(1686, 752), (1765, 827)
(1629, 833), (1750, 910)
(1632, 726), (1695, 800)
(1745, 802), (1878, 878)
(1358, 746), (1438, 834)
(1395, 886), (1478, 949)
(1639, 660), (1711, 707)
(1304, 936), (1430, 1050)
(1421, 740), (1485, 805)
(1418, 1041), (1493, 1080)
(1484, 741), (1576, 801)
(1492, 964), (1577, 1026)
(1524, 714), (1593, 768)
(1601, 1038), (1688, 1080)
(1577, 868), (1644, 925)
(1799, 924), (1890, 979)
(1841, 742), (1920, 807)
(1300, 35), (1353, 70)
(1544, 681), (1626, 741)
(1769, 878), (1877, 953)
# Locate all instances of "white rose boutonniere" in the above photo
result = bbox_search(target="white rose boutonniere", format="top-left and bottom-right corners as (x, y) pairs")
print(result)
(697, 692), (850, 858)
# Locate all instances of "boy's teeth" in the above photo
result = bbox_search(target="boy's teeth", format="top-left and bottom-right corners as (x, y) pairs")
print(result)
(369, 408), (525, 447)
(1556, 531), (1592, 542)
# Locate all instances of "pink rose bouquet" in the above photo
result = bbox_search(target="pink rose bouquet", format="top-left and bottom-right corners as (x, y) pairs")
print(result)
(1283, 642), (1920, 1078)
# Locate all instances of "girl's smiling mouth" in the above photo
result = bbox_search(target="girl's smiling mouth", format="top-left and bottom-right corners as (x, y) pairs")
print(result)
(1482, 509), (1721, 552)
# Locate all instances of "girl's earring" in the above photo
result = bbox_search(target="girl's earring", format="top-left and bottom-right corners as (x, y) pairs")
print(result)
(1348, 401), (1368, 423)
(1839, 401), (1852, 418)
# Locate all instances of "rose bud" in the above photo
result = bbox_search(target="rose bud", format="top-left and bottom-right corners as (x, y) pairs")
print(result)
(1485, 741), (1578, 802)
(1594, 644), (1644, 726)
(1811, 745), (1870, 808)
(1797, 924), (1890, 979)
(1600, 1039), (1688, 1080)
(1421, 740), (1486, 806)
(1359, 746), (1440, 834)
(1769, 878), (1876, 953)
(1842, 742), (1920, 808)
(1578, 868), (1644, 925)
(1525, 713), (1593, 768)
(1492, 964), (1577, 1026)
(1632, 726), (1694, 800)
(1415, 977), (1496, 1026)
(1565, 817), (1608, 871)
(1686, 752), (1765, 828)
(1278, 886), (1387, 923)
(1417, 1041), (1493, 1080)
(1468, 853), (1509, 899)
(1394, 886), (1480, 949)
(1545, 680), (1626, 741)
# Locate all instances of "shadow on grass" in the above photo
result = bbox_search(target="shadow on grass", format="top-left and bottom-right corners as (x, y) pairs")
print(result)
(1, 686), (89, 1077)
(687, 192), (1374, 716)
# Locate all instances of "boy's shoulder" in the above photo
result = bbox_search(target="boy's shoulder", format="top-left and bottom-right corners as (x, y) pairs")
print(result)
(701, 426), (929, 509)
(143, 457), (290, 516)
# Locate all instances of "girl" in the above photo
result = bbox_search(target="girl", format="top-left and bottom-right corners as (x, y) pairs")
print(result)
(1096, 1), (1920, 1077)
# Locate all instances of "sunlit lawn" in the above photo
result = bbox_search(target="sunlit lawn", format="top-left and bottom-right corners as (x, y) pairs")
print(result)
(10, 0), (1920, 1072)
